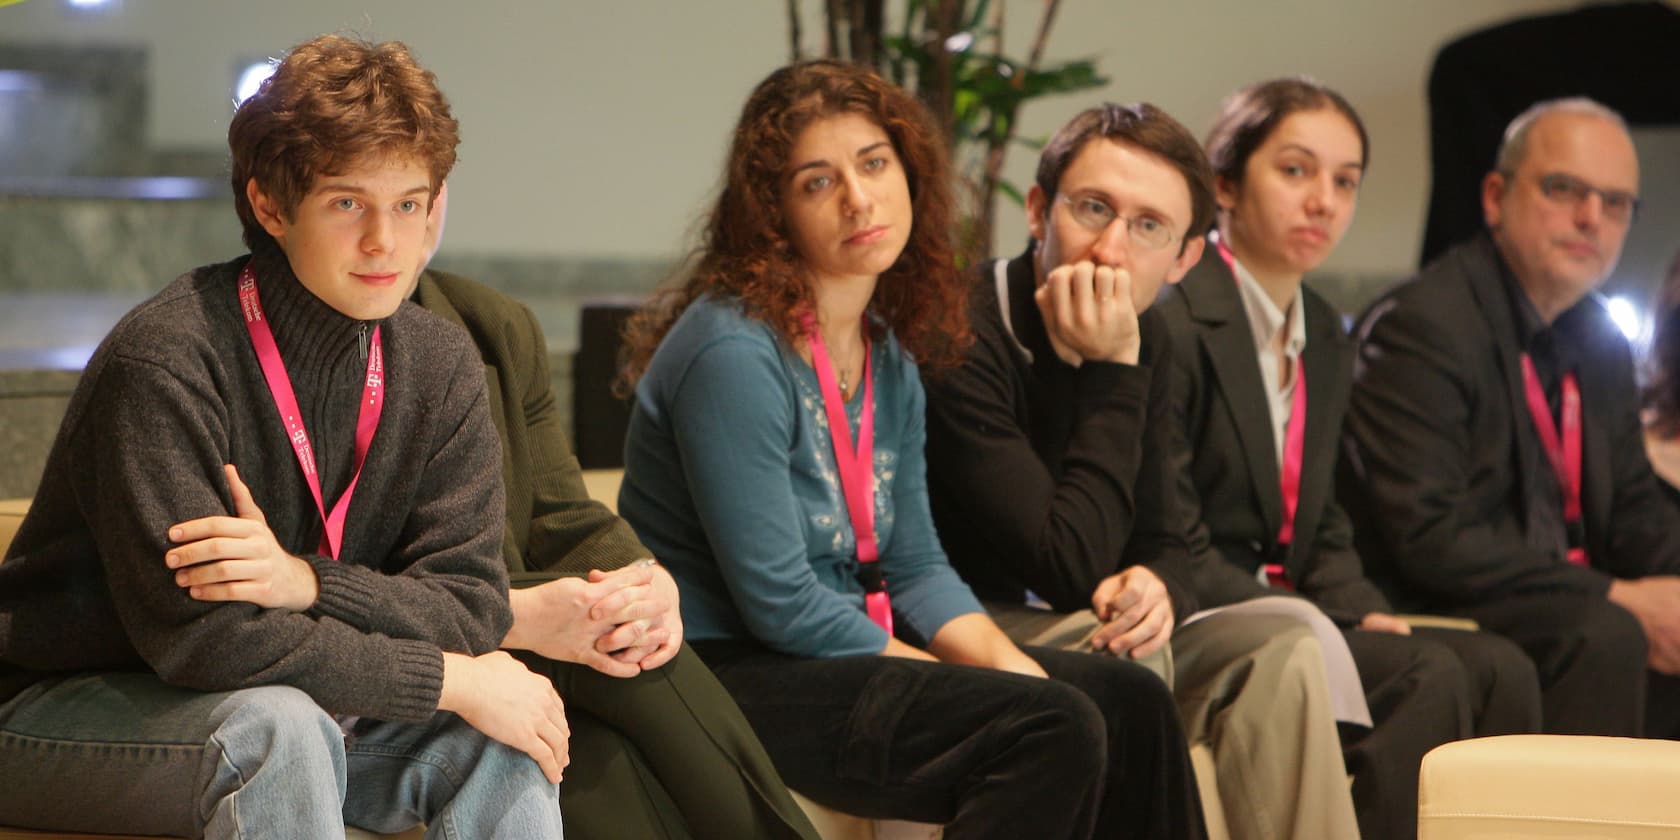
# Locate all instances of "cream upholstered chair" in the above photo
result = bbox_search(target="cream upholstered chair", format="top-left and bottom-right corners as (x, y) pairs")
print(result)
(0, 498), (420, 840)
(1419, 734), (1680, 839)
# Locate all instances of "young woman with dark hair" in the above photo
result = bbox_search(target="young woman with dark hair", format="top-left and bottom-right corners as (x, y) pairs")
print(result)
(1156, 76), (1541, 840)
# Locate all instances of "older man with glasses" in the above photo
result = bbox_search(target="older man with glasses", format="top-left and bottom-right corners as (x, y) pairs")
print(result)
(1342, 97), (1680, 738)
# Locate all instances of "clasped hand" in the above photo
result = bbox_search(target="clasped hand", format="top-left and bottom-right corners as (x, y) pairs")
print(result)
(166, 464), (318, 611)
(1089, 565), (1174, 659)
(1035, 261), (1141, 366)
(506, 561), (684, 678)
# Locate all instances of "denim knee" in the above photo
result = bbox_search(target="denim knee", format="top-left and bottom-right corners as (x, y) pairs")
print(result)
(425, 723), (562, 837)
(198, 686), (346, 834)
(205, 685), (343, 773)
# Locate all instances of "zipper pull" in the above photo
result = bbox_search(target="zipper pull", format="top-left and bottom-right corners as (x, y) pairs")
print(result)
(358, 323), (369, 360)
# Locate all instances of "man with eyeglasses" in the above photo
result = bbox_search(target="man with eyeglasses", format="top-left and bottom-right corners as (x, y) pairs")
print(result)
(922, 103), (1364, 840)
(1343, 97), (1680, 738)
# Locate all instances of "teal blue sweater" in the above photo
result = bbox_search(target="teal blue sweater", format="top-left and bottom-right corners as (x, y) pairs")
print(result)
(619, 295), (982, 657)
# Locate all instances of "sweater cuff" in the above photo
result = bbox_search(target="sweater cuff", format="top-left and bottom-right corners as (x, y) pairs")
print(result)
(380, 640), (446, 722)
(1142, 559), (1200, 621)
(306, 555), (382, 628)
(1074, 360), (1151, 409)
(899, 591), (986, 649)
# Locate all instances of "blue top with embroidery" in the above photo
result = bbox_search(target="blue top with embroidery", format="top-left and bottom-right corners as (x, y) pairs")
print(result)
(618, 293), (983, 657)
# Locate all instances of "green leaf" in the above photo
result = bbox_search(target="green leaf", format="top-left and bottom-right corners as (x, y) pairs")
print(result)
(995, 179), (1025, 207)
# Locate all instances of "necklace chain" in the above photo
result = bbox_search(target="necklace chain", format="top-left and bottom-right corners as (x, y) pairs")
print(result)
(821, 330), (864, 401)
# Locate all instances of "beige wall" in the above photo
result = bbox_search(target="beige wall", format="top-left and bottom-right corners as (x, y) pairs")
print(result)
(0, 0), (1659, 283)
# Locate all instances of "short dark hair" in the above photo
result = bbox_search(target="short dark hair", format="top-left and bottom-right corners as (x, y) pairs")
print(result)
(228, 35), (460, 249)
(1204, 76), (1368, 189)
(1035, 102), (1217, 246)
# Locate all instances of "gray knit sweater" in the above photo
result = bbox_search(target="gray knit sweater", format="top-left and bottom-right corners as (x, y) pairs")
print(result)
(0, 241), (509, 722)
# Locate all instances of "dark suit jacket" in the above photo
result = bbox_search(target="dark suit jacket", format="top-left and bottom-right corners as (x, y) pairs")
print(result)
(1340, 233), (1680, 611)
(1157, 251), (1390, 624)
(415, 270), (650, 583)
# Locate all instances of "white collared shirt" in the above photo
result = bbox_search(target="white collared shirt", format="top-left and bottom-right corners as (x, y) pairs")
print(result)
(1221, 235), (1308, 462)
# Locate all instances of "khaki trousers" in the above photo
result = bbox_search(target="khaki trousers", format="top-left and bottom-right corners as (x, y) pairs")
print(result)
(990, 603), (1361, 840)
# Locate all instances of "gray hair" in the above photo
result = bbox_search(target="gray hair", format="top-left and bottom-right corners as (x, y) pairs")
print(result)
(1494, 97), (1628, 174)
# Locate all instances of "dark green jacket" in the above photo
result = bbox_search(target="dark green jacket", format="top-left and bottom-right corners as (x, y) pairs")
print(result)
(416, 270), (648, 586)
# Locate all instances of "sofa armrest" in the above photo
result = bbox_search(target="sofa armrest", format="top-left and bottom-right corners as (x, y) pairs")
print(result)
(0, 499), (29, 558)
(580, 469), (624, 515)
(1420, 735), (1680, 839)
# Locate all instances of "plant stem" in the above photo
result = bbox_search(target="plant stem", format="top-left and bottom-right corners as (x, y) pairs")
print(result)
(974, 0), (1062, 262)
(788, 0), (804, 61)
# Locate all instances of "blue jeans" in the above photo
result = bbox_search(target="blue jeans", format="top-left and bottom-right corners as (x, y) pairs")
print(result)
(0, 672), (562, 839)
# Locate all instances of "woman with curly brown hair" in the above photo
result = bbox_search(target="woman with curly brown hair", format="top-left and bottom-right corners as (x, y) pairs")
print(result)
(616, 60), (1205, 840)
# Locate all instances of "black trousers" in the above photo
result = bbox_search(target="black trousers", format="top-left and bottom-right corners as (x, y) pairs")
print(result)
(1342, 626), (1541, 840)
(693, 639), (1207, 840)
(526, 645), (821, 840)
(1449, 591), (1680, 738)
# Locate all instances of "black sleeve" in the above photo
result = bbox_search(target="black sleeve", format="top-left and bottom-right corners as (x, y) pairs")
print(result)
(502, 299), (650, 582)
(923, 316), (1154, 613)
(1297, 493), (1393, 621)
(1124, 317), (1201, 620)
(1157, 313), (1274, 613)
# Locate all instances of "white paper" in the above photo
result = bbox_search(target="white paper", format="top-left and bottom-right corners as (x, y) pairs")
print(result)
(1182, 595), (1372, 727)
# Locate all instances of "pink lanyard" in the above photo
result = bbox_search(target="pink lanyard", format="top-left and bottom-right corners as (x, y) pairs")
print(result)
(238, 263), (385, 561)
(805, 319), (891, 634)
(1217, 240), (1307, 589)
(1520, 354), (1588, 566)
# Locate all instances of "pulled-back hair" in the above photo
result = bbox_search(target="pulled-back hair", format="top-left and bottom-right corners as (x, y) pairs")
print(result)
(1034, 102), (1217, 249)
(618, 59), (967, 391)
(228, 35), (459, 249)
(1204, 75), (1368, 190)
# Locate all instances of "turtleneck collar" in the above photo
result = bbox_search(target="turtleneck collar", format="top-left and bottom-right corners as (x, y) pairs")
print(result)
(245, 236), (381, 372)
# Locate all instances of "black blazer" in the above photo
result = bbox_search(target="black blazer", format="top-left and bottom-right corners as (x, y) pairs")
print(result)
(1157, 250), (1390, 624)
(1340, 233), (1680, 610)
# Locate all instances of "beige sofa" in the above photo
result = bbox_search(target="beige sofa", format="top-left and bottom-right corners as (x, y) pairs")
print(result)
(1419, 734), (1680, 839)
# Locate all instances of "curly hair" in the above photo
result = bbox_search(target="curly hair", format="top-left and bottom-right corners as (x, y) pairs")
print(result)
(228, 34), (459, 249)
(1645, 251), (1680, 438)
(618, 59), (968, 393)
